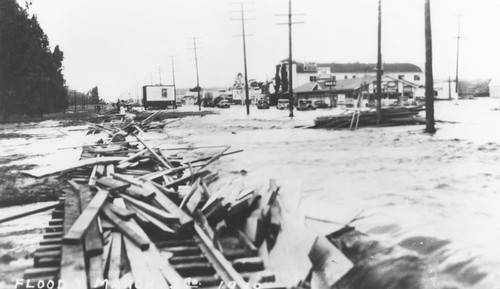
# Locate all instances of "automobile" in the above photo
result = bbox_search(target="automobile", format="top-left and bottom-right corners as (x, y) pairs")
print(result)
(256, 99), (270, 109)
(314, 100), (329, 109)
(296, 100), (317, 111)
(277, 99), (289, 110)
(175, 101), (182, 107)
(217, 100), (231, 108)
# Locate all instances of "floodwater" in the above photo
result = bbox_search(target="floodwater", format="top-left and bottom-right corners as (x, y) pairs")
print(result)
(168, 99), (500, 288)
(1, 99), (500, 288)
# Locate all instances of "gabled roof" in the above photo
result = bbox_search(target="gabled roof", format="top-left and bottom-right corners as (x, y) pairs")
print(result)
(294, 82), (323, 93)
(294, 62), (422, 73)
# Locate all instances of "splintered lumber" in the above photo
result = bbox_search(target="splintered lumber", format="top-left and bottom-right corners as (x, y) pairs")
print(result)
(126, 203), (176, 235)
(60, 188), (87, 288)
(115, 199), (188, 289)
(150, 184), (194, 230)
(104, 203), (135, 220)
(133, 130), (171, 169)
(22, 156), (126, 178)
(0, 202), (58, 224)
(63, 188), (109, 244)
(119, 193), (177, 223)
(110, 172), (143, 186)
(308, 235), (353, 288)
(107, 232), (122, 289)
(96, 176), (130, 192)
(194, 223), (247, 289)
(101, 206), (149, 250)
(123, 184), (156, 200)
(78, 185), (104, 256)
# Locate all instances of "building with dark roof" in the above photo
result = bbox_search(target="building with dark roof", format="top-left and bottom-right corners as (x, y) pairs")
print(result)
(276, 60), (424, 91)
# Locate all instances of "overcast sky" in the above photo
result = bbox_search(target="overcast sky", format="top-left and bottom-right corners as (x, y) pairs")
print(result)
(28, 0), (500, 101)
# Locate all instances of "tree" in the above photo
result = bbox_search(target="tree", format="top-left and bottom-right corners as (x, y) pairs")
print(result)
(281, 64), (288, 92)
(424, 0), (436, 133)
(274, 64), (281, 92)
(91, 86), (99, 104)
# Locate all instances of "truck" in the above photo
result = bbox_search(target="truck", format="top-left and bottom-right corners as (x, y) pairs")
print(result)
(142, 85), (176, 109)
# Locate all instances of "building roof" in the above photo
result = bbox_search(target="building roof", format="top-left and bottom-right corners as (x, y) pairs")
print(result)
(294, 62), (422, 73)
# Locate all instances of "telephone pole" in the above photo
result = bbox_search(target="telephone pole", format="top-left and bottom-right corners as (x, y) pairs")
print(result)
(276, 0), (304, 118)
(455, 15), (463, 96)
(231, 1), (254, 115)
(159, 66), (162, 85)
(171, 56), (177, 108)
(376, 0), (383, 123)
(192, 37), (201, 111)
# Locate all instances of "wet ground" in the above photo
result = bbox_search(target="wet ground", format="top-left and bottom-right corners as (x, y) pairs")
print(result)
(1, 99), (500, 288)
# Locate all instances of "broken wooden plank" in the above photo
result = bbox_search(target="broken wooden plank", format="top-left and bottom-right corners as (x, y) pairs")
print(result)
(149, 183), (193, 231)
(0, 202), (58, 224)
(96, 177), (130, 192)
(63, 188), (109, 244)
(100, 206), (149, 250)
(60, 187), (87, 289)
(22, 156), (126, 178)
(104, 203), (135, 220)
(106, 164), (115, 177)
(107, 232), (122, 288)
(118, 193), (177, 223)
(123, 184), (156, 200)
(132, 130), (171, 169)
(126, 202), (176, 235)
(110, 172), (143, 186)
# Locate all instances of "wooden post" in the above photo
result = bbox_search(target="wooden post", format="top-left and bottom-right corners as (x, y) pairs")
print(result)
(376, 0), (383, 123)
(425, 0), (436, 133)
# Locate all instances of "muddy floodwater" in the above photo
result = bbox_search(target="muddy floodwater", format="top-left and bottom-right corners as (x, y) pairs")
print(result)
(1, 99), (500, 288)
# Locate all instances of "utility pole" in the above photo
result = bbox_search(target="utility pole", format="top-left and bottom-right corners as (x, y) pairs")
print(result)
(159, 66), (162, 85)
(455, 15), (462, 96)
(231, 1), (254, 115)
(171, 56), (177, 108)
(276, 0), (304, 118)
(193, 37), (201, 111)
(425, 0), (436, 133)
(376, 0), (383, 123)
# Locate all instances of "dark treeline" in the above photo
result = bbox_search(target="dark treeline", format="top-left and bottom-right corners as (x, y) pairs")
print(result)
(0, 0), (68, 121)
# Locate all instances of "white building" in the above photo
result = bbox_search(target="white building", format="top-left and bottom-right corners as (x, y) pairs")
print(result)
(276, 61), (424, 90)
(489, 78), (500, 98)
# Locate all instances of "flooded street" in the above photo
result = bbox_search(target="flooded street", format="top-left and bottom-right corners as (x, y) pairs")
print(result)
(1, 99), (500, 288)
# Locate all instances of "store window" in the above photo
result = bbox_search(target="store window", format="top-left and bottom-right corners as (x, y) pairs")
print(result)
(309, 76), (317, 82)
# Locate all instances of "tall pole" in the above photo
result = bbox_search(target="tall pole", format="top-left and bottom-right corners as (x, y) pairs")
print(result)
(288, 0), (294, 118)
(376, 0), (382, 123)
(425, 0), (436, 133)
(159, 66), (162, 85)
(171, 56), (177, 108)
(241, 2), (250, 115)
(193, 37), (201, 111)
(455, 15), (461, 96)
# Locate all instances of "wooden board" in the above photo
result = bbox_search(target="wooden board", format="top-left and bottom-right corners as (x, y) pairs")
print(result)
(104, 203), (135, 220)
(149, 182), (193, 230)
(100, 206), (149, 250)
(63, 188), (109, 244)
(22, 156), (126, 178)
(118, 193), (177, 223)
(60, 188), (87, 289)
(0, 202), (58, 224)
(78, 185), (104, 256)
(107, 232), (122, 288)
(124, 184), (156, 200)
(96, 177), (130, 192)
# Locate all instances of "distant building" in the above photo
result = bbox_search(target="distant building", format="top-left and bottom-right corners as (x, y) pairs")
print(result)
(294, 74), (422, 107)
(275, 61), (424, 90)
(489, 79), (500, 98)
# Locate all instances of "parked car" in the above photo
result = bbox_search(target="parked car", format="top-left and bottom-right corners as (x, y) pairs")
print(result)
(297, 100), (316, 111)
(217, 100), (230, 108)
(257, 99), (270, 109)
(314, 100), (329, 108)
(277, 99), (289, 110)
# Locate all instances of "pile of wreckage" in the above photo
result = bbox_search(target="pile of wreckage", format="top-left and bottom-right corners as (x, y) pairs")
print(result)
(9, 111), (354, 289)
(314, 106), (426, 130)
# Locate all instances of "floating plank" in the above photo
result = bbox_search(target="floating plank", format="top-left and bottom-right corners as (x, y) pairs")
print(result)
(308, 235), (353, 289)
(100, 206), (149, 250)
(96, 177), (130, 192)
(63, 188), (109, 244)
(118, 193), (177, 223)
(60, 188), (87, 289)
(0, 202), (58, 224)
(22, 156), (126, 178)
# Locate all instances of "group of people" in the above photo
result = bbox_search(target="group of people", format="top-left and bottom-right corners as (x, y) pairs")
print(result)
(115, 99), (130, 114)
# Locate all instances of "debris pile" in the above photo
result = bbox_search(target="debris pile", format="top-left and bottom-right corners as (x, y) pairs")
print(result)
(15, 112), (354, 289)
(314, 106), (425, 129)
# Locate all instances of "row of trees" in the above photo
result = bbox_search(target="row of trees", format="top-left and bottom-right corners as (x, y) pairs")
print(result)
(0, 0), (67, 121)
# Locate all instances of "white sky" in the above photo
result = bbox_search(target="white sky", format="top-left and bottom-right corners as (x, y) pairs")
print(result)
(27, 0), (500, 101)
